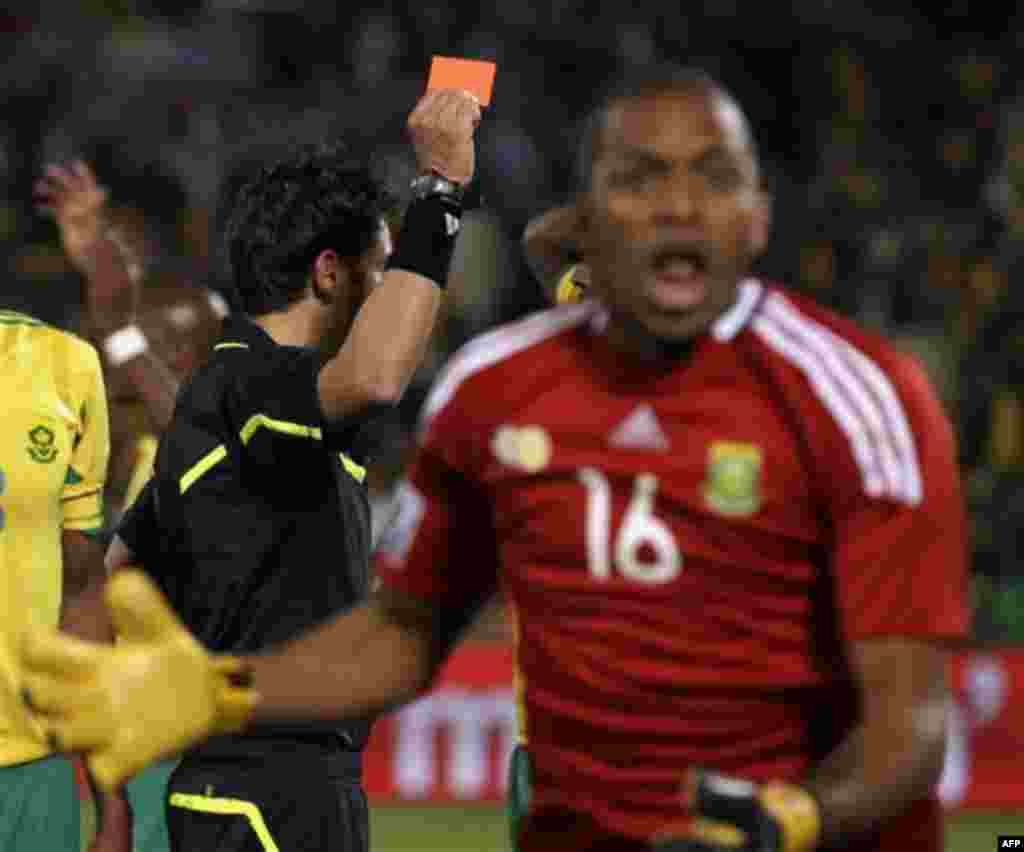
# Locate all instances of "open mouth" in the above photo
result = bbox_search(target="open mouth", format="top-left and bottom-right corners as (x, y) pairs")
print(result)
(649, 247), (708, 311)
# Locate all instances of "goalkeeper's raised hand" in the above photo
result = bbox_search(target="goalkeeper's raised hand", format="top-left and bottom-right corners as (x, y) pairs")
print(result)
(35, 160), (109, 270)
(21, 570), (258, 791)
(35, 159), (142, 334)
(655, 770), (821, 852)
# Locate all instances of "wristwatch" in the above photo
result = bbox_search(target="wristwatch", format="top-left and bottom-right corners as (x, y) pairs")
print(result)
(410, 171), (465, 202)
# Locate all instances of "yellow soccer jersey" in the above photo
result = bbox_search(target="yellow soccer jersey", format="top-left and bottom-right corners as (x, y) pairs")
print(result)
(0, 310), (109, 765)
(121, 432), (158, 512)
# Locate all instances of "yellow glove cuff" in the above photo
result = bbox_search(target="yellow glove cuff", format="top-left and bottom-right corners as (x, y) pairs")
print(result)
(759, 783), (821, 852)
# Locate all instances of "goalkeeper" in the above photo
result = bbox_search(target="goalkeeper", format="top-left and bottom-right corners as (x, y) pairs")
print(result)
(22, 65), (963, 852)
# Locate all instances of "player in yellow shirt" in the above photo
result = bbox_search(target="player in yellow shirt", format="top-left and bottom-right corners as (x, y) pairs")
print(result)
(36, 160), (197, 518)
(37, 158), (184, 852)
(0, 308), (126, 850)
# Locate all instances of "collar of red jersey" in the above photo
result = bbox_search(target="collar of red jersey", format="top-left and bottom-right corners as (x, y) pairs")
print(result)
(712, 279), (763, 342)
(588, 278), (763, 343)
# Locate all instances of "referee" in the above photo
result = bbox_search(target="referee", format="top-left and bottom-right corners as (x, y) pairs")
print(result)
(102, 88), (482, 852)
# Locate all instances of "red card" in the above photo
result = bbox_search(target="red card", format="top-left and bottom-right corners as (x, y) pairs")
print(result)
(426, 56), (496, 106)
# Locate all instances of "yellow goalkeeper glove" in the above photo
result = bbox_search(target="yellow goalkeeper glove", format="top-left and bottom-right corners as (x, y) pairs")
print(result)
(21, 569), (258, 791)
(654, 769), (821, 852)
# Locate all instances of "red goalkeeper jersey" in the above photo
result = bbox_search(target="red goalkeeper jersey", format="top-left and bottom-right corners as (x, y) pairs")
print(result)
(376, 280), (967, 850)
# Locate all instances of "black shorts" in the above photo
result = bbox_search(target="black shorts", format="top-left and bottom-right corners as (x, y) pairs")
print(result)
(166, 734), (367, 852)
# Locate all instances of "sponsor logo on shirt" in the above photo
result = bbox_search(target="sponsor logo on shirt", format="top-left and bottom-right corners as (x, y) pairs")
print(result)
(608, 404), (669, 451)
(27, 425), (57, 464)
(701, 441), (762, 517)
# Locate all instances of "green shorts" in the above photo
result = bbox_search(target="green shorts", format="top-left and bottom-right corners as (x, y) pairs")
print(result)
(78, 758), (176, 852)
(0, 755), (80, 851)
(507, 744), (532, 852)
(125, 759), (176, 852)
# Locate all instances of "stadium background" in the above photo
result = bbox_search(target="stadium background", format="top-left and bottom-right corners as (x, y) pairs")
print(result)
(2, 0), (1022, 848)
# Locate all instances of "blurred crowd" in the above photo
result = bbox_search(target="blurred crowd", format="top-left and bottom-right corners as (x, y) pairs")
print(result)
(1, 0), (1022, 638)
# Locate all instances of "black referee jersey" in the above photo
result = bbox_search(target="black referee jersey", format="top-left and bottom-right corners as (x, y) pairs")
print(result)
(117, 314), (381, 747)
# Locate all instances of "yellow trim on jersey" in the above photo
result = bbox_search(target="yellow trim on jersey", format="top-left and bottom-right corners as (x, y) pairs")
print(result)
(178, 416), (366, 493)
(338, 452), (366, 484)
(61, 486), (102, 502)
(168, 793), (279, 852)
(213, 342), (250, 351)
(240, 413), (322, 445)
(63, 512), (105, 531)
(61, 487), (105, 531)
(179, 445), (228, 494)
(240, 414), (366, 483)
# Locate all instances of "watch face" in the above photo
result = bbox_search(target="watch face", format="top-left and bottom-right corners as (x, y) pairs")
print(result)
(412, 175), (463, 200)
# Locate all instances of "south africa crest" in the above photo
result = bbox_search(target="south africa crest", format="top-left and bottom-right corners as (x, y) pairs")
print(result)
(701, 441), (762, 517)
(27, 425), (57, 463)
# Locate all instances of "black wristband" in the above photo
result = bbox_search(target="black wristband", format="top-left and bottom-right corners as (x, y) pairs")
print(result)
(386, 195), (463, 288)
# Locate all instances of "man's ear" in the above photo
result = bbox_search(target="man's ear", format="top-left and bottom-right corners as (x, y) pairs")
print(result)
(573, 194), (593, 258)
(311, 249), (348, 304)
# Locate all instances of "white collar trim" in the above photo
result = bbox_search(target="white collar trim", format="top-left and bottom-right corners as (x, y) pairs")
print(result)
(587, 277), (763, 342)
(711, 278), (763, 342)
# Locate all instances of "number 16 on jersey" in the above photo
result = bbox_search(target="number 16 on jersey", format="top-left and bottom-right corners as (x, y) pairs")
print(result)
(578, 468), (681, 584)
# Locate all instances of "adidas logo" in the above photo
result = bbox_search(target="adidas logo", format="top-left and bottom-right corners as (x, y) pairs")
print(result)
(445, 213), (460, 236)
(608, 404), (669, 451)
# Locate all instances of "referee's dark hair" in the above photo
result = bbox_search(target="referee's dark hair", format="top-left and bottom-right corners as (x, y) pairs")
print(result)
(223, 142), (395, 316)
(574, 64), (759, 192)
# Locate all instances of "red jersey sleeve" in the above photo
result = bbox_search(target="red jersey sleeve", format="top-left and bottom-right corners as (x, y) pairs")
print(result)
(828, 352), (968, 642)
(375, 373), (499, 617)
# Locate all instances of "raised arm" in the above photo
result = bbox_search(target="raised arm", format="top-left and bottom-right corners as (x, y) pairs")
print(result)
(36, 161), (180, 430)
(317, 89), (481, 420)
(244, 586), (443, 722)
